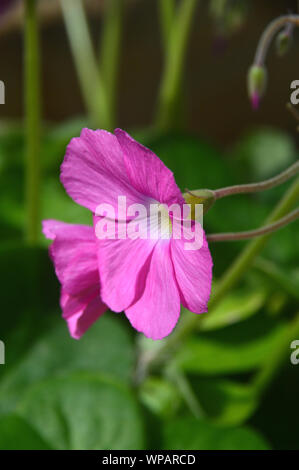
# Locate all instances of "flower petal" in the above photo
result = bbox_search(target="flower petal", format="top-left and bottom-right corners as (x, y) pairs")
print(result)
(125, 242), (180, 340)
(95, 233), (157, 313)
(60, 128), (147, 213)
(43, 219), (107, 338)
(43, 220), (98, 296)
(42, 219), (93, 241)
(115, 129), (185, 206)
(170, 222), (213, 313)
(61, 291), (106, 340)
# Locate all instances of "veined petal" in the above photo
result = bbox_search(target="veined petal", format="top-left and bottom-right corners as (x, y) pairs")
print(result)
(170, 221), (213, 314)
(43, 220), (98, 295)
(60, 128), (147, 213)
(61, 291), (106, 340)
(95, 232), (157, 313)
(125, 242), (180, 340)
(115, 129), (185, 206)
(42, 219), (94, 241)
(43, 219), (107, 339)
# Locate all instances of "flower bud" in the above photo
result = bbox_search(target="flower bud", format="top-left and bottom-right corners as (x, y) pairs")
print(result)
(247, 65), (267, 110)
(183, 189), (216, 219)
(276, 30), (292, 57)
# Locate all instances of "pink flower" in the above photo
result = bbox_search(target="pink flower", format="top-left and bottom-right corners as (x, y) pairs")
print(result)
(43, 128), (213, 340)
(42, 219), (107, 339)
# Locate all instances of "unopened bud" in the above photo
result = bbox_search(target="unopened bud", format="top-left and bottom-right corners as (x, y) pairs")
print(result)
(247, 65), (267, 110)
(276, 30), (292, 56)
(183, 189), (216, 219)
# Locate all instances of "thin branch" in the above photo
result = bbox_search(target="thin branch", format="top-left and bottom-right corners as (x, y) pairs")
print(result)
(166, 366), (204, 419)
(254, 14), (299, 66)
(207, 207), (299, 242)
(214, 160), (299, 200)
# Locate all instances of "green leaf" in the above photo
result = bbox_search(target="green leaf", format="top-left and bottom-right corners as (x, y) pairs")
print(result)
(41, 177), (92, 237)
(0, 245), (135, 413)
(174, 314), (288, 375)
(139, 377), (181, 418)
(0, 315), (135, 414)
(0, 245), (59, 368)
(17, 373), (144, 450)
(200, 286), (267, 331)
(163, 417), (270, 450)
(0, 414), (52, 450)
(232, 128), (296, 180)
(192, 378), (257, 426)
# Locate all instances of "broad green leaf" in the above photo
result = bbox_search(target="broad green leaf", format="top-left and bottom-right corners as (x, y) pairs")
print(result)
(254, 258), (299, 302)
(0, 245), (135, 414)
(192, 378), (257, 426)
(41, 177), (92, 236)
(139, 377), (181, 418)
(0, 245), (59, 367)
(163, 417), (270, 450)
(0, 414), (51, 450)
(232, 128), (296, 180)
(17, 373), (144, 450)
(0, 315), (135, 414)
(174, 314), (288, 375)
(200, 287), (267, 331)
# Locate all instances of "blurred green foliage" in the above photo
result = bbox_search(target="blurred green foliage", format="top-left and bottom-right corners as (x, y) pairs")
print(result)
(0, 120), (298, 449)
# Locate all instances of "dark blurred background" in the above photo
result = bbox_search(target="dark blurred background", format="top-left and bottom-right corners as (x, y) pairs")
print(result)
(1, 0), (299, 145)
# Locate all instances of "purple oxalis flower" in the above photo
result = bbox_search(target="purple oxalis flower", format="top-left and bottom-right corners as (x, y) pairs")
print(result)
(43, 129), (213, 340)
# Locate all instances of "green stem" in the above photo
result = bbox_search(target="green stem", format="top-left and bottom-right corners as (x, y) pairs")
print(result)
(25, 0), (41, 245)
(158, 0), (175, 51)
(253, 312), (299, 397)
(155, 0), (198, 131)
(166, 365), (204, 419)
(61, 0), (111, 129)
(100, 0), (123, 128)
(146, 177), (299, 368)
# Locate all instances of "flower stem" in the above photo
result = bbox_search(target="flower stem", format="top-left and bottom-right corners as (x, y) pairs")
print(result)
(25, 0), (41, 245)
(207, 207), (299, 242)
(254, 14), (299, 66)
(158, 0), (175, 51)
(214, 161), (299, 200)
(166, 365), (204, 419)
(100, 0), (123, 128)
(146, 177), (299, 369)
(155, 0), (198, 131)
(61, 0), (111, 129)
